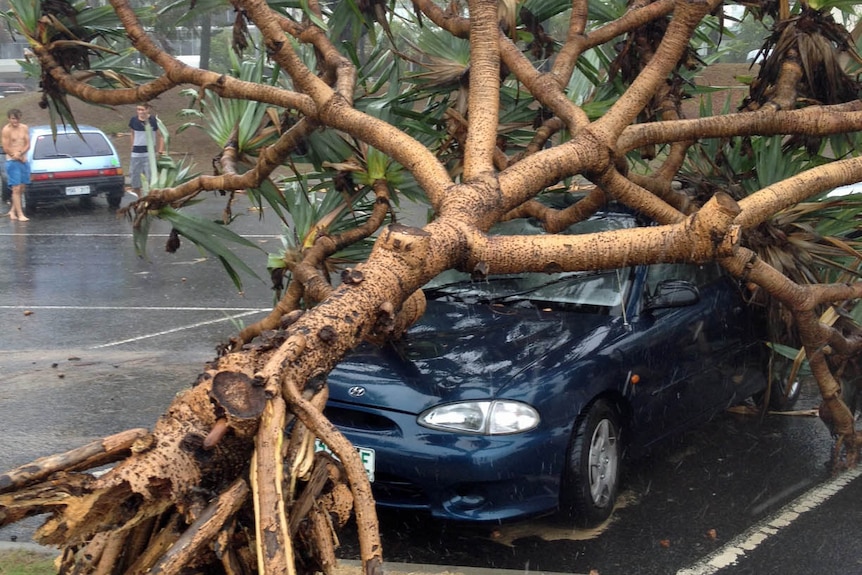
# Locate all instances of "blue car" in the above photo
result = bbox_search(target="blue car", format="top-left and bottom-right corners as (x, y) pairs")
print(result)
(323, 204), (787, 526)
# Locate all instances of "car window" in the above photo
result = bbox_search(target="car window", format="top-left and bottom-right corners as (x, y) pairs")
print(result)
(424, 211), (636, 309)
(426, 268), (631, 308)
(32, 132), (114, 160)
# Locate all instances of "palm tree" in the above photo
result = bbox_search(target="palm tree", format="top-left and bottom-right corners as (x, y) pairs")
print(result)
(3, 1), (862, 573)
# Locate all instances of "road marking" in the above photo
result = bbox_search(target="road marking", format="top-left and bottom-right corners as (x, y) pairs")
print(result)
(677, 465), (862, 574)
(0, 232), (280, 238)
(0, 305), (269, 348)
(91, 310), (268, 348)
(0, 305), (268, 311)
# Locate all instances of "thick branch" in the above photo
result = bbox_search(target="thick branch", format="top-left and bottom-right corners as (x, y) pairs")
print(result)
(239, 0), (452, 208)
(618, 102), (862, 152)
(736, 156), (862, 228)
(594, 0), (721, 140)
(766, 56), (804, 111)
(463, 0), (501, 180)
(551, 0), (675, 86)
(501, 186), (607, 232)
(251, 397), (292, 575)
(0, 428), (148, 494)
(151, 479), (249, 575)
(411, 0), (470, 37)
(593, 165), (685, 225)
(720, 248), (862, 460)
(134, 122), (316, 209)
(497, 32), (591, 133)
(497, 138), (599, 212)
(233, 183), (393, 346)
(234, 281), (305, 347)
(468, 193), (740, 274)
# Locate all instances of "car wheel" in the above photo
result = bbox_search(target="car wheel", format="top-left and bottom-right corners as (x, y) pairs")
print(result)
(768, 375), (801, 411)
(107, 189), (124, 209)
(560, 399), (621, 527)
(758, 354), (802, 411)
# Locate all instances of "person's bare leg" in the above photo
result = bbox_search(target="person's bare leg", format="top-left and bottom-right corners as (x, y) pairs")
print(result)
(11, 185), (27, 221)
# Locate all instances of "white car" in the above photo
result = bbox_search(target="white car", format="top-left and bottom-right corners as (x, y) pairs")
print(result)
(25, 125), (125, 214)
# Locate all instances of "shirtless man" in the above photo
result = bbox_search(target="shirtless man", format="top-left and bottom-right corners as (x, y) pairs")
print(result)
(1, 109), (30, 221)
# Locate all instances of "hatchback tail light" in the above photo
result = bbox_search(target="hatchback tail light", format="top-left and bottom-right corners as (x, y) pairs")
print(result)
(31, 167), (123, 181)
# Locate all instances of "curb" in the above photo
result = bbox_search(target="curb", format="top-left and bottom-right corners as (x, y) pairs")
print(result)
(0, 542), (580, 575)
(0, 540), (55, 554)
(337, 560), (579, 574)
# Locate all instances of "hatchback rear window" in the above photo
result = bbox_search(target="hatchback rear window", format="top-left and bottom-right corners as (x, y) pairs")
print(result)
(32, 132), (114, 160)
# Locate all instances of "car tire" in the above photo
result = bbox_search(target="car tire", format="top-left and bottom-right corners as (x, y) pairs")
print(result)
(767, 375), (801, 411)
(757, 354), (802, 411)
(560, 399), (621, 527)
(107, 189), (124, 209)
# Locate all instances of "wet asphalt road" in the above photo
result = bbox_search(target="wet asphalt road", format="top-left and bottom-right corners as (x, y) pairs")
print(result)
(1, 194), (861, 575)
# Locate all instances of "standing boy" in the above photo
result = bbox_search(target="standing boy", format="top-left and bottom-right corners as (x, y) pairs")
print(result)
(128, 103), (164, 197)
(2, 109), (30, 221)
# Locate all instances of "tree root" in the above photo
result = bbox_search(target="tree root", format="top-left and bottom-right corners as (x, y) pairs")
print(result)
(0, 428), (149, 495)
(0, 358), (362, 575)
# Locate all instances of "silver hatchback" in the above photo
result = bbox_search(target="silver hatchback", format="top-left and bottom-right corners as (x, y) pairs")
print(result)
(25, 125), (125, 214)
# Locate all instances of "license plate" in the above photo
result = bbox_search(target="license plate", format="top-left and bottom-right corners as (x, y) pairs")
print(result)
(65, 185), (90, 196)
(314, 438), (375, 482)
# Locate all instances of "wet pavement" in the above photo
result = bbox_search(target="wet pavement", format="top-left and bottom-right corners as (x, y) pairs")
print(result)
(331, 401), (855, 574)
(1, 194), (860, 574)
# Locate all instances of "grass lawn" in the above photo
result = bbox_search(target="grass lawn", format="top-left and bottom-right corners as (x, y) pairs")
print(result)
(0, 549), (55, 575)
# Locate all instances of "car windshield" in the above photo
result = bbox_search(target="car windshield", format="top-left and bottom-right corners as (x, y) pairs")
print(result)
(425, 210), (636, 310)
(425, 269), (630, 308)
(32, 132), (114, 159)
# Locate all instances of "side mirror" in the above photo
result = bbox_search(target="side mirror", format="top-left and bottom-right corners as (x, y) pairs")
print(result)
(645, 279), (699, 311)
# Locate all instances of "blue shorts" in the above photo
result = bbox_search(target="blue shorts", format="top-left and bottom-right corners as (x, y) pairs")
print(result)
(6, 159), (30, 186)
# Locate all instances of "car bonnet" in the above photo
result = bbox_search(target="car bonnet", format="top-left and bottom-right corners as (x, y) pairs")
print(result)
(326, 299), (615, 414)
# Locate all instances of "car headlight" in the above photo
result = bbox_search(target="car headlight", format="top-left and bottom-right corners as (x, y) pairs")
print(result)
(418, 400), (540, 435)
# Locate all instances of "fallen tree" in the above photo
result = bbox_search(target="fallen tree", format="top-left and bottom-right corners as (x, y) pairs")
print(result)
(2, 0), (862, 573)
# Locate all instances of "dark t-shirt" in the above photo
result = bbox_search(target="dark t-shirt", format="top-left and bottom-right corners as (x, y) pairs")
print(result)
(129, 115), (158, 156)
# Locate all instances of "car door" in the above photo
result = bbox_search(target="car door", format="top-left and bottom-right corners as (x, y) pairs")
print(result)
(625, 262), (742, 445)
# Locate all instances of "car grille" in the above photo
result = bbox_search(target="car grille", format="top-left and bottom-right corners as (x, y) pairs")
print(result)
(372, 473), (428, 506)
(323, 406), (399, 433)
(323, 406), (429, 506)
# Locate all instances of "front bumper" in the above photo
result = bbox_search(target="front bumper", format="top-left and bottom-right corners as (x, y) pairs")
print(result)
(325, 400), (567, 522)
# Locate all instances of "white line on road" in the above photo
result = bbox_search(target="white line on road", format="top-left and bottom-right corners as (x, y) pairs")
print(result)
(677, 465), (862, 575)
(90, 310), (268, 348)
(0, 305), (268, 311)
(0, 304), (270, 348)
(0, 232), (280, 238)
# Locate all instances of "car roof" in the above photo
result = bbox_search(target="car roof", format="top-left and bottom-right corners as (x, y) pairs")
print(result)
(29, 124), (106, 136)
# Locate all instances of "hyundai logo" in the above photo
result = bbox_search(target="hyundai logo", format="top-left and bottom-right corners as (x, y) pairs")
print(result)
(348, 386), (367, 397)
